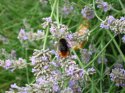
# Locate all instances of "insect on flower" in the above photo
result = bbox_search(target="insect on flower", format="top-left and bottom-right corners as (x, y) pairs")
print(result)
(58, 38), (70, 58)
(72, 21), (89, 50)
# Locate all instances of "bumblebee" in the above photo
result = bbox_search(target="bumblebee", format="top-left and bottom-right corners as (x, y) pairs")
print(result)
(58, 38), (70, 58)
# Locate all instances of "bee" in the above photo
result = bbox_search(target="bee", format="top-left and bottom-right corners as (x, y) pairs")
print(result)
(58, 38), (70, 58)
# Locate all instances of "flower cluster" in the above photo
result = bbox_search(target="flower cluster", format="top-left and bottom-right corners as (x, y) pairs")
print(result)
(30, 49), (52, 79)
(18, 29), (44, 42)
(49, 22), (69, 38)
(50, 22), (90, 47)
(101, 16), (125, 34)
(97, 56), (108, 64)
(6, 83), (53, 93)
(87, 67), (96, 75)
(6, 48), (88, 92)
(81, 6), (95, 20)
(96, 0), (110, 12)
(42, 17), (90, 50)
(80, 48), (92, 63)
(0, 49), (27, 71)
(0, 49), (16, 59)
(6, 84), (74, 93)
(41, 17), (52, 29)
(110, 67), (125, 87)
(60, 1), (74, 18)
(0, 58), (27, 71)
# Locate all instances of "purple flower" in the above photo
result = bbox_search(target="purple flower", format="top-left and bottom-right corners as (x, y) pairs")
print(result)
(37, 30), (42, 33)
(110, 73), (115, 81)
(120, 17), (125, 21)
(122, 35), (125, 43)
(32, 68), (37, 73)
(43, 65), (49, 69)
(43, 17), (52, 23)
(77, 87), (82, 92)
(107, 16), (115, 24)
(102, 2), (110, 12)
(42, 17), (52, 28)
(49, 76), (56, 82)
(59, 28), (65, 33)
(11, 83), (19, 89)
(18, 58), (24, 64)
(37, 30), (44, 37)
(50, 50), (56, 54)
(50, 50), (60, 59)
(62, 5), (74, 16)
(52, 83), (60, 92)
(50, 25), (57, 36)
(4, 59), (12, 69)
(51, 70), (61, 75)
(100, 23), (109, 29)
(81, 6), (95, 20)
(30, 56), (36, 65)
(66, 34), (73, 40)
(61, 87), (73, 92)
(41, 56), (48, 61)
(71, 55), (77, 59)
(69, 80), (82, 93)
(100, 15), (115, 29)
(50, 61), (58, 67)
(81, 49), (92, 63)
(110, 67), (125, 87)
(66, 66), (75, 76)
(36, 77), (46, 85)
(97, 2), (110, 12)
(18, 28), (28, 40)
(87, 67), (96, 75)
(97, 57), (108, 64)
(69, 80), (76, 88)
(78, 69), (85, 77)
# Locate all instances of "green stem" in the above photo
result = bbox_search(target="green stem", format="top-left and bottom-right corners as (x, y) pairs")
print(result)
(56, 0), (59, 28)
(118, 0), (124, 9)
(72, 49), (84, 68)
(111, 6), (121, 13)
(43, 0), (57, 50)
(84, 34), (116, 68)
(43, 27), (49, 50)
(107, 30), (125, 62)
(24, 48), (29, 84)
(93, 0), (103, 22)
(50, 0), (57, 17)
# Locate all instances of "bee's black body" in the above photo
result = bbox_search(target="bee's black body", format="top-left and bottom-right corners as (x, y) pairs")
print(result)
(58, 38), (69, 58)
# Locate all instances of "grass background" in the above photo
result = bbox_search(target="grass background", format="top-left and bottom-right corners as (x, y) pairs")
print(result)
(0, 0), (125, 92)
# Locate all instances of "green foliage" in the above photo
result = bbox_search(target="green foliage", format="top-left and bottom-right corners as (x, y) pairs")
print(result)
(0, 0), (125, 92)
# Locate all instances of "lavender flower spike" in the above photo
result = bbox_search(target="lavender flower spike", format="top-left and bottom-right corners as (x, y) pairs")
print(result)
(97, 1), (110, 12)
(110, 67), (125, 87)
(81, 6), (95, 20)
(101, 16), (125, 34)
(100, 15), (115, 29)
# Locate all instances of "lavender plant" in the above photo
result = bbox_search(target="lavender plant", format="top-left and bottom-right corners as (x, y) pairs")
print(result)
(1, 0), (125, 92)
(5, 15), (93, 92)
